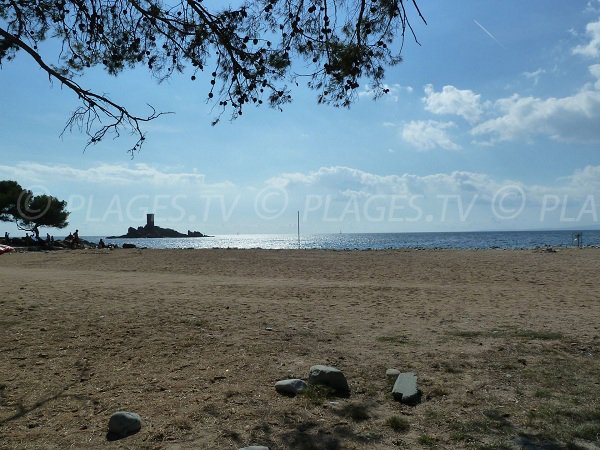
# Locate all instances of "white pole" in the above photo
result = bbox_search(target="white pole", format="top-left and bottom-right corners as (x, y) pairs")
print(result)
(297, 210), (300, 247)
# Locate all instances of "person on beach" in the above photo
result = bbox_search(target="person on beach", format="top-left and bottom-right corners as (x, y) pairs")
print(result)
(98, 239), (106, 249)
(71, 230), (80, 249)
(3, 232), (8, 244)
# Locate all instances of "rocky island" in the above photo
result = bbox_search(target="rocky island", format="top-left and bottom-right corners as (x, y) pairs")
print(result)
(106, 214), (209, 239)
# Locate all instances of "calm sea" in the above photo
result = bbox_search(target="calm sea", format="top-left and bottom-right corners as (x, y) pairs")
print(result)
(81, 230), (600, 250)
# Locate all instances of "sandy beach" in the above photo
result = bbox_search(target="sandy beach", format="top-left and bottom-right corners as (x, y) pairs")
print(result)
(0, 248), (599, 449)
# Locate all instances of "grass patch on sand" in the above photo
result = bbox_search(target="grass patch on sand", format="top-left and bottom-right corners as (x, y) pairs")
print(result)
(376, 335), (410, 344)
(512, 329), (563, 340)
(527, 404), (600, 443)
(449, 410), (513, 443)
(429, 335), (600, 448)
(448, 327), (563, 341)
(534, 388), (552, 399)
(386, 415), (410, 432)
(336, 403), (370, 422)
(299, 384), (336, 406)
(418, 434), (437, 446)
(0, 318), (22, 328)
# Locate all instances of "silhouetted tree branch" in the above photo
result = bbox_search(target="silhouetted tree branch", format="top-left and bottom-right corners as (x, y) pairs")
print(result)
(0, 1), (425, 154)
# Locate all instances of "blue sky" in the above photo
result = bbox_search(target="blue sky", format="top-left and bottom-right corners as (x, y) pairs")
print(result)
(2, 0), (600, 235)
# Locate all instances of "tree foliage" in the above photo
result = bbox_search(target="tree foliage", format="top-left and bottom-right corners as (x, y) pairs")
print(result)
(0, 0), (425, 154)
(0, 180), (69, 231)
(0, 180), (23, 222)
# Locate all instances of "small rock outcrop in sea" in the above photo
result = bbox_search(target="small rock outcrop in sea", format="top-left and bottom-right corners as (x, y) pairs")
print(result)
(392, 372), (422, 405)
(107, 225), (208, 239)
(107, 411), (142, 439)
(308, 365), (350, 396)
(107, 214), (208, 239)
(275, 378), (308, 396)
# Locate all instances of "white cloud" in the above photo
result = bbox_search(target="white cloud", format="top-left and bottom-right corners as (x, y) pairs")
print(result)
(5, 162), (600, 232)
(471, 68), (600, 144)
(585, 1), (600, 14)
(265, 164), (600, 203)
(266, 166), (600, 230)
(8, 163), (600, 205)
(417, 18), (600, 146)
(423, 84), (483, 124)
(523, 68), (546, 85)
(267, 166), (411, 195)
(267, 166), (495, 201)
(591, 63), (600, 88)
(401, 120), (461, 151)
(563, 164), (600, 194)
(573, 18), (600, 58)
(0, 163), (233, 188)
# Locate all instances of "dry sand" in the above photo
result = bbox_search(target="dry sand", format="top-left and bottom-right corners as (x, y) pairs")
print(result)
(0, 248), (599, 449)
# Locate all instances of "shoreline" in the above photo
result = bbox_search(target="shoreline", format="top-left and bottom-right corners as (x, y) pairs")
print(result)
(1, 244), (590, 253)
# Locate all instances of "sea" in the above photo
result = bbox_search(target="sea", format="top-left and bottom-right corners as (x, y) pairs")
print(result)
(78, 230), (600, 250)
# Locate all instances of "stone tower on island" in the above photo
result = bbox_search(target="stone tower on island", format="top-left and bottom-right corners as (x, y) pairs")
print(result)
(146, 214), (155, 228)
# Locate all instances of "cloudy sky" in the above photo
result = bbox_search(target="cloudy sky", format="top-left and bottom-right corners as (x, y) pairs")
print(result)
(2, 0), (600, 235)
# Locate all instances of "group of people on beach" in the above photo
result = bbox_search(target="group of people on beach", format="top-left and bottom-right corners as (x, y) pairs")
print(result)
(65, 229), (80, 248)
(3, 229), (80, 248)
(2, 229), (117, 251)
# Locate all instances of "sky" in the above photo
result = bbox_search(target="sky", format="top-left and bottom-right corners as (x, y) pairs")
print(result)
(2, 0), (600, 236)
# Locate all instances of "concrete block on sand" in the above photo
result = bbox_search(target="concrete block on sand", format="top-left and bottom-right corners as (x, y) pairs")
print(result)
(392, 372), (422, 405)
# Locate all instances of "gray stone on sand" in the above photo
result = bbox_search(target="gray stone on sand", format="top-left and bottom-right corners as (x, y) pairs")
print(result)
(275, 378), (307, 396)
(392, 372), (422, 405)
(386, 368), (401, 380)
(108, 411), (142, 437)
(239, 447), (270, 450)
(308, 365), (350, 395)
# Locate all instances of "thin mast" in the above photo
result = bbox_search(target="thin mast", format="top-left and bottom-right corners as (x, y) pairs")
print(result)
(297, 211), (300, 247)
